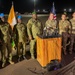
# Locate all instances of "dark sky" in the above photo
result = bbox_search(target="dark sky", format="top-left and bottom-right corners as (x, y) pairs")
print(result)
(0, 0), (75, 13)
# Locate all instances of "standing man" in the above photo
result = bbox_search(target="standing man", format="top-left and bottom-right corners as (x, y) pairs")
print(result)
(0, 14), (14, 67)
(59, 14), (71, 55)
(45, 13), (58, 36)
(27, 12), (42, 59)
(69, 12), (75, 54)
(14, 15), (27, 61)
(0, 18), (6, 68)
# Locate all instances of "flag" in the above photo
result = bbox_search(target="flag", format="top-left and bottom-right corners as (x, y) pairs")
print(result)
(51, 2), (56, 20)
(8, 3), (17, 30)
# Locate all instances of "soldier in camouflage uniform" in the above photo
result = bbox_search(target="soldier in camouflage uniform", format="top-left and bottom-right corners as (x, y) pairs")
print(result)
(0, 18), (6, 68)
(69, 12), (75, 54)
(14, 15), (27, 61)
(59, 14), (71, 55)
(27, 12), (42, 59)
(45, 13), (58, 36)
(0, 14), (14, 67)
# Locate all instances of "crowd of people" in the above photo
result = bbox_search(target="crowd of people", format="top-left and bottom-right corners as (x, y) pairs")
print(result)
(0, 11), (75, 68)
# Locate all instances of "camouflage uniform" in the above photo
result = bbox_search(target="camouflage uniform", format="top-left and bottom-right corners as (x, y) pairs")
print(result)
(27, 18), (42, 59)
(0, 28), (6, 67)
(69, 19), (75, 53)
(59, 20), (71, 54)
(14, 23), (27, 60)
(0, 22), (14, 67)
(45, 19), (58, 35)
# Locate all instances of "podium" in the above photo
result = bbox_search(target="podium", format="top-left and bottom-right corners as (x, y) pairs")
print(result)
(37, 35), (62, 67)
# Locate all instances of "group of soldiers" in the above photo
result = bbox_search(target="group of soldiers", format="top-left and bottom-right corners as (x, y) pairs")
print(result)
(0, 12), (42, 68)
(45, 12), (75, 55)
(0, 11), (75, 68)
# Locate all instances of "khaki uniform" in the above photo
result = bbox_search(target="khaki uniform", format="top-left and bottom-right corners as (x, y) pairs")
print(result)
(0, 22), (14, 67)
(59, 20), (70, 35)
(59, 20), (71, 54)
(15, 23), (27, 58)
(69, 19), (75, 52)
(70, 19), (75, 34)
(27, 18), (42, 59)
(45, 19), (57, 35)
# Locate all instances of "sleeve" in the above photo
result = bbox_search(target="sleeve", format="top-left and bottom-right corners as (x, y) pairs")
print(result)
(38, 21), (43, 34)
(65, 21), (71, 33)
(23, 23), (28, 39)
(53, 20), (57, 29)
(68, 21), (72, 33)
(13, 25), (18, 41)
(27, 20), (32, 38)
(45, 20), (48, 27)
(58, 20), (61, 34)
(9, 25), (13, 36)
(56, 20), (59, 34)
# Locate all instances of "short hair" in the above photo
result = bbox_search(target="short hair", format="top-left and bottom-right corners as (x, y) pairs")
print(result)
(61, 13), (67, 16)
(32, 11), (37, 15)
(72, 12), (75, 14)
(49, 12), (54, 15)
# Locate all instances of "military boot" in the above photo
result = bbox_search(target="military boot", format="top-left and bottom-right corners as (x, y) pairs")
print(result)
(9, 60), (14, 64)
(31, 54), (35, 59)
(9, 53), (14, 64)
(18, 56), (21, 62)
(2, 62), (6, 68)
(22, 55), (27, 60)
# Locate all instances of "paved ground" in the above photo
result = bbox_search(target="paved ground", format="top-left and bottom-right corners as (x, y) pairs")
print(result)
(0, 51), (75, 75)
(0, 59), (47, 75)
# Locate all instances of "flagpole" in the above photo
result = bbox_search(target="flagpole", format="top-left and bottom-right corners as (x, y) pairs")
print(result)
(34, 0), (36, 11)
(12, 1), (14, 5)
(51, 2), (56, 20)
(53, 2), (54, 6)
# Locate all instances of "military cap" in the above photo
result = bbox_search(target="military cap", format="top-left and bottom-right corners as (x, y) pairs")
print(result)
(32, 11), (37, 14)
(17, 15), (22, 19)
(0, 13), (4, 17)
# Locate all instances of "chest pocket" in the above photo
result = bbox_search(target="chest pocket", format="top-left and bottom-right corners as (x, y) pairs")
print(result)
(72, 22), (75, 29)
(17, 25), (25, 34)
(1, 26), (8, 35)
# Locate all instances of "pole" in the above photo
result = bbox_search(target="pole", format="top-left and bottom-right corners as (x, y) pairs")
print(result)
(34, 0), (36, 11)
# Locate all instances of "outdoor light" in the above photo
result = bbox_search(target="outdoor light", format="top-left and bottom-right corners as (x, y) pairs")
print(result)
(37, 9), (40, 12)
(69, 8), (72, 12)
(43, 9), (45, 12)
(64, 9), (67, 11)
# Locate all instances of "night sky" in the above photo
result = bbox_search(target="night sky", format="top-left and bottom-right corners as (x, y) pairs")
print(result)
(0, 0), (75, 13)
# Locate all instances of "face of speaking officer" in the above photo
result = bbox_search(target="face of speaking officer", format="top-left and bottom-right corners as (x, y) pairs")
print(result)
(49, 13), (54, 20)
(61, 14), (66, 21)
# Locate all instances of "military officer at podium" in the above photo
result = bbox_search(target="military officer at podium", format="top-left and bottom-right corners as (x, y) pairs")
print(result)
(59, 14), (71, 55)
(27, 11), (42, 59)
(45, 13), (58, 36)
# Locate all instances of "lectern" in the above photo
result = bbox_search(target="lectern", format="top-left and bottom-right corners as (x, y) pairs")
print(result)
(37, 35), (62, 67)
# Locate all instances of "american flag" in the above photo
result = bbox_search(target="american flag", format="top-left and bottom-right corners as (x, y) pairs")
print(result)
(51, 2), (56, 20)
